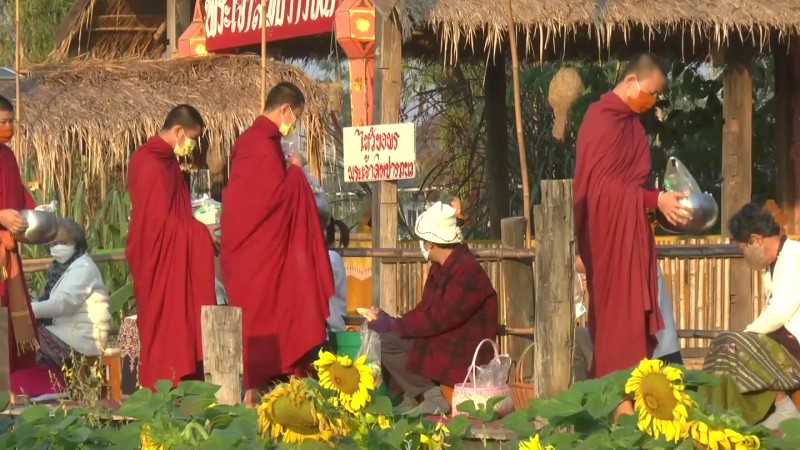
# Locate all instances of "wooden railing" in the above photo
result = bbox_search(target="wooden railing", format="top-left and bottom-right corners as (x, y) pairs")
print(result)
(22, 237), (755, 350)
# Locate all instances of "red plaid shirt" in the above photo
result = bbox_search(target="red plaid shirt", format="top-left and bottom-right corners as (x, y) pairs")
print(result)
(396, 244), (498, 387)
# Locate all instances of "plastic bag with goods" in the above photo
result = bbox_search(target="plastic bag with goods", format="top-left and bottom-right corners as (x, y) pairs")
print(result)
(470, 354), (512, 388)
(191, 194), (221, 225)
(357, 323), (382, 387)
(657, 157), (719, 234)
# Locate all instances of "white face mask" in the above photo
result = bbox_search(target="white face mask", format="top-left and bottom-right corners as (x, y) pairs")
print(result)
(419, 240), (430, 262)
(50, 244), (76, 264)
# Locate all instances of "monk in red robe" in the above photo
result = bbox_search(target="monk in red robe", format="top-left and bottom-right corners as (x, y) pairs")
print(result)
(126, 105), (218, 390)
(573, 54), (690, 415)
(221, 82), (333, 405)
(0, 95), (38, 376)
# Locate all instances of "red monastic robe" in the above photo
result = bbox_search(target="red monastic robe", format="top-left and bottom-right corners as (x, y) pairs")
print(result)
(221, 116), (333, 390)
(126, 136), (217, 390)
(0, 144), (37, 373)
(573, 93), (664, 378)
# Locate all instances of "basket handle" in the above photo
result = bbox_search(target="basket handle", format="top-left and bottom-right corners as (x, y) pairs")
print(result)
(462, 338), (500, 385)
(513, 342), (536, 382)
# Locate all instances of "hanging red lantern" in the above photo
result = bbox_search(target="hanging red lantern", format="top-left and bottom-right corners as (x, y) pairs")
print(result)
(335, 0), (376, 127)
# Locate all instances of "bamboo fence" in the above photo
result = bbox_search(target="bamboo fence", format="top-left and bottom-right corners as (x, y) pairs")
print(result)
(344, 235), (762, 350)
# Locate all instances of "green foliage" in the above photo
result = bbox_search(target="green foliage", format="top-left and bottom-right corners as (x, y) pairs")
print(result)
(1, 360), (792, 449)
(0, 0), (77, 66)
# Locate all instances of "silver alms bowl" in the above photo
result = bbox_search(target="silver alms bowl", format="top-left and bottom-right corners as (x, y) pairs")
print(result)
(13, 210), (58, 244)
(657, 191), (719, 234)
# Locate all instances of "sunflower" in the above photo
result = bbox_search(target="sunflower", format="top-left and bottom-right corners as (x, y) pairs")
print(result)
(688, 420), (761, 450)
(313, 350), (375, 413)
(365, 413), (392, 430)
(140, 424), (164, 450)
(624, 359), (693, 442)
(258, 377), (343, 444)
(519, 435), (555, 450)
(419, 421), (450, 449)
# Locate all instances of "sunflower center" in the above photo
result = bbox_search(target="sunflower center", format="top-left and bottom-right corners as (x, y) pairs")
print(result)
(271, 396), (320, 436)
(328, 362), (361, 395)
(639, 373), (679, 420)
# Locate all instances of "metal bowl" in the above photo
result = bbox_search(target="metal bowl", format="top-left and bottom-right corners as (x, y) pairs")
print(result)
(13, 210), (58, 244)
(657, 192), (719, 234)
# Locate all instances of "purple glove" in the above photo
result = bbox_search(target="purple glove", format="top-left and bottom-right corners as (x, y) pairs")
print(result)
(367, 309), (397, 333)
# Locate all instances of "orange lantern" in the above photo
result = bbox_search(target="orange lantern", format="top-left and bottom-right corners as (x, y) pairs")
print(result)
(335, 0), (376, 127)
(178, 2), (210, 58)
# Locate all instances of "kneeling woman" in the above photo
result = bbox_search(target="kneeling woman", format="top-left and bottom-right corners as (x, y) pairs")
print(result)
(703, 203), (800, 430)
(32, 218), (110, 369)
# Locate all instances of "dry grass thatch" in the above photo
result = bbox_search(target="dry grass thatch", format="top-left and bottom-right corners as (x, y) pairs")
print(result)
(396, 0), (800, 59)
(0, 55), (330, 199)
(53, 0), (167, 61)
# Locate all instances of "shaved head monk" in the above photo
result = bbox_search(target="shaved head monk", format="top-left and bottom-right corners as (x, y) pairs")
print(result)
(0, 95), (38, 378)
(573, 53), (690, 417)
(126, 104), (218, 390)
(221, 82), (334, 405)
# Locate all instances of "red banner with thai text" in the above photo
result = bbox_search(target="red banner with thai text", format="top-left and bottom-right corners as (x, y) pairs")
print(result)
(204, 0), (337, 51)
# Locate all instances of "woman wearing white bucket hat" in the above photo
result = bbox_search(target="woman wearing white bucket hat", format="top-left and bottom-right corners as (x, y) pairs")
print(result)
(363, 202), (498, 416)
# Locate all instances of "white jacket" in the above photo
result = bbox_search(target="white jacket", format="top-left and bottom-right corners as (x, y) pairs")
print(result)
(31, 254), (111, 357)
(745, 238), (800, 338)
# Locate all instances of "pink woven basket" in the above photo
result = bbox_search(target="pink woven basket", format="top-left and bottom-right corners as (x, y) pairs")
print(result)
(451, 338), (514, 418)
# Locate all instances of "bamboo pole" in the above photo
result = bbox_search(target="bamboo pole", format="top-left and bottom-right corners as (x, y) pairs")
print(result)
(260, 0), (268, 112)
(14, 0), (21, 152)
(506, 1), (531, 246)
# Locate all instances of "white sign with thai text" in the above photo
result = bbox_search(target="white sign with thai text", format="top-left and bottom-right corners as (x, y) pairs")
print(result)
(343, 123), (416, 183)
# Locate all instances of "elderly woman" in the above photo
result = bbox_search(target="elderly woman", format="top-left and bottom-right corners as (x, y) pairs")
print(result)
(702, 203), (800, 429)
(31, 218), (110, 369)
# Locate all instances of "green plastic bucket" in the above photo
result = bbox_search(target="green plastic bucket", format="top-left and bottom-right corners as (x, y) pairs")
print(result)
(334, 331), (391, 399)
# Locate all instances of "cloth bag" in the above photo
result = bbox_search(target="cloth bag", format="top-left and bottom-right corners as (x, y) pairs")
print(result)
(451, 338), (514, 418)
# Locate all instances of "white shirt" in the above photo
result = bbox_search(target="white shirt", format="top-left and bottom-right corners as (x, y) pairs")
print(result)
(746, 238), (800, 337)
(327, 250), (347, 332)
(31, 254), (111, 357)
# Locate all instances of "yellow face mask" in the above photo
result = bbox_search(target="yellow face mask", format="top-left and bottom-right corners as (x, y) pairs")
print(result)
(279, 108), (297, 137)
(174, 131), (196, 157)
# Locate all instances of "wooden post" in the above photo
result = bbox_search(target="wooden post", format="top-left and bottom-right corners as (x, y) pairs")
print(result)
(721, 46), (754, 331)
(167, 0), (192, 58)
(371, 12), (401, 314)
(774, 42), (796, 233)
(501, 217), (534, 375)
(201, 306), (242, 405)
(485, 54), (511, 239)
(506, 2), (532, 246)
(533, 180), (574, 398)
(0, 308), (8, 393)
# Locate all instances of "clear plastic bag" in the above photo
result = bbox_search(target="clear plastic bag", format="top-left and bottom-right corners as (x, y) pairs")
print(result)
(357, 323), (383, 387)
(470, 354), (512, 388)
(663, 157), (701, 195)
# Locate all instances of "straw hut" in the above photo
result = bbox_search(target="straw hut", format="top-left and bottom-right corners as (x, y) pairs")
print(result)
(53, 0), (168, 61)
(0, 55), (330, 209)
(393, 0), (800, 58)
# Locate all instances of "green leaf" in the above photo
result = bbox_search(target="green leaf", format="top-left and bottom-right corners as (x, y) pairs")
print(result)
(117, 388), (159, 420)
(18, 404), (49, 422)
(174, 380), (221, 397)
(447, 415), (472, 438)
(363, 395), (393, 416)
(108, 282), (134, 314)
(62, 426), (92, 443)
(155, 379), (174, 394)
(387, 418), (409, 448)
(500, 409), (537, 437)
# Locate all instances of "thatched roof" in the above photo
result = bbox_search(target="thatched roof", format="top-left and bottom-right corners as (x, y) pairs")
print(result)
(0, 55), (330, 198)
(53, 0), (166, 61)
(396, 0), (800, 59)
